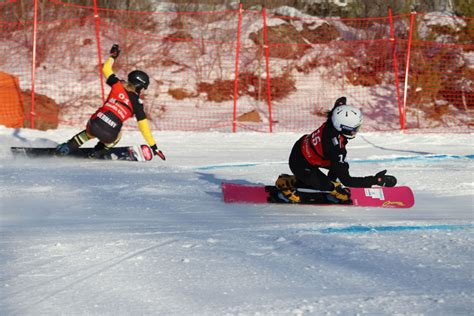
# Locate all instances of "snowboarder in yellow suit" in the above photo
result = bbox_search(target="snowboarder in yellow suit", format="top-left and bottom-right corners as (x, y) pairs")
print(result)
(56, 44), (165, 160)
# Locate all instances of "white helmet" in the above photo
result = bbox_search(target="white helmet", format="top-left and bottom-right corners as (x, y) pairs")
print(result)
(331, 105), (363, 139)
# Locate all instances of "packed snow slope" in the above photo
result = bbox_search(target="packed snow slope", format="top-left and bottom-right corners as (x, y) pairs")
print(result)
(1, 127), (473, 315)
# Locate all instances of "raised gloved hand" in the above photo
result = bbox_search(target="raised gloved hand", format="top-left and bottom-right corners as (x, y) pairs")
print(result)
(151, 144), (166, 161)
(334, 96), (346, 107)
(373, 170), (397, 187)
(110, 44), (120, 59)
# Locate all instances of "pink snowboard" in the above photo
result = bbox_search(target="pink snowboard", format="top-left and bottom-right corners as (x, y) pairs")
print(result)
(221, 182), (414, 208)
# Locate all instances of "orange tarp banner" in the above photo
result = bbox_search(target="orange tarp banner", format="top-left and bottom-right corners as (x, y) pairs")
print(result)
(0, 71), (24, 128)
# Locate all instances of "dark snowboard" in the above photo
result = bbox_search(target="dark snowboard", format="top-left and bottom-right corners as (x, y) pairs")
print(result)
(11, 145), (154, 162)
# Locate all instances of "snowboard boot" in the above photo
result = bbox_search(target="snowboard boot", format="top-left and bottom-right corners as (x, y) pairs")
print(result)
(275, 174), (300, 203)
(327, 181), (351, 204)
(90, 133), (122, 158)
(55, 143), (71, 156)
(90, 142), (112, 159)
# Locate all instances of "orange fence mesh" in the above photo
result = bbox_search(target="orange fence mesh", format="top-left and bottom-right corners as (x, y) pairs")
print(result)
(0, 0), (472, 132)
(403, 14), (473, 131)
(0, 71), (24, 127)
(263, 13), (402, 132)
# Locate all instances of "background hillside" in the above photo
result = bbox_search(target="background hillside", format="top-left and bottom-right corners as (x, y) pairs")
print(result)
(1, 0), (472, 133)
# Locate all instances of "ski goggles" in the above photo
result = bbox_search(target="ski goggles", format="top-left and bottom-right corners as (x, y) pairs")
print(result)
(340, 124), (361, 138)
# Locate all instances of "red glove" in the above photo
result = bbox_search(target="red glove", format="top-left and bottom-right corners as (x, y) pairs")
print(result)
(151, 144), (166, 161)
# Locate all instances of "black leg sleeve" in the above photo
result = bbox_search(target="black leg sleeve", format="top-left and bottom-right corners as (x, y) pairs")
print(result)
(67, 130), (91, 151)
(289, 139), (333, 191)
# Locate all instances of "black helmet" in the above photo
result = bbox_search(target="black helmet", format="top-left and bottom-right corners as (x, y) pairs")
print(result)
(127, 70), (150, 91)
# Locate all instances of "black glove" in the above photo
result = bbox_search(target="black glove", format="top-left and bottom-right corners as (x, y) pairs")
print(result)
(151, 144), (166, 161)
(334, 96), (346, 107)
(373, 170), (397, 187)
(110, 44), (120, 59)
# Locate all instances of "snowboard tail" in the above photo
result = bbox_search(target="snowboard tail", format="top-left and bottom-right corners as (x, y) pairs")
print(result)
(221, 182), (414, 208)
(11, 145), (154, 162)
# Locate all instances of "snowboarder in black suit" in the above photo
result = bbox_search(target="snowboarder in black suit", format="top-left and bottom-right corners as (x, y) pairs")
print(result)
(276, 97), (397, 203)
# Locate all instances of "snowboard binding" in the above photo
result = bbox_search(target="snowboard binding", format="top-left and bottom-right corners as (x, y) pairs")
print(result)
(275, 174), (301, 203)
(271, 174), (353, 205)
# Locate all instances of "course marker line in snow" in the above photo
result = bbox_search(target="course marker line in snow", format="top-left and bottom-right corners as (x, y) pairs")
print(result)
(350, 154), (474, 164)
(196, 154), (474, 170)
(320, 224), (474, 234)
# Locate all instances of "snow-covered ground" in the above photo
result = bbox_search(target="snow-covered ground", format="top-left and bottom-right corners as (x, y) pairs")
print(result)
(0, 127), (473, 315)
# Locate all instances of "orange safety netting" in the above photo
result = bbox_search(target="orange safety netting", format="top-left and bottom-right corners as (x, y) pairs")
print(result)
(0, 0), (472, 132)
(0, 71), (24, 128)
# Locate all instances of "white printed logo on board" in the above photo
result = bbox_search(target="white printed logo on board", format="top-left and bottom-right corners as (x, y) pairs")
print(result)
(364, 188), (385, 200)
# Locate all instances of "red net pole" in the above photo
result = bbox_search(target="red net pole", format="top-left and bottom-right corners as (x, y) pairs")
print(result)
(232, 3), (243, 133)
(402, 12), (416, 131)
(389, 8), (402, 132)
(262, 7), (273, 133)
(93, 0), (105, 102)
(30, 0), (38, 129)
